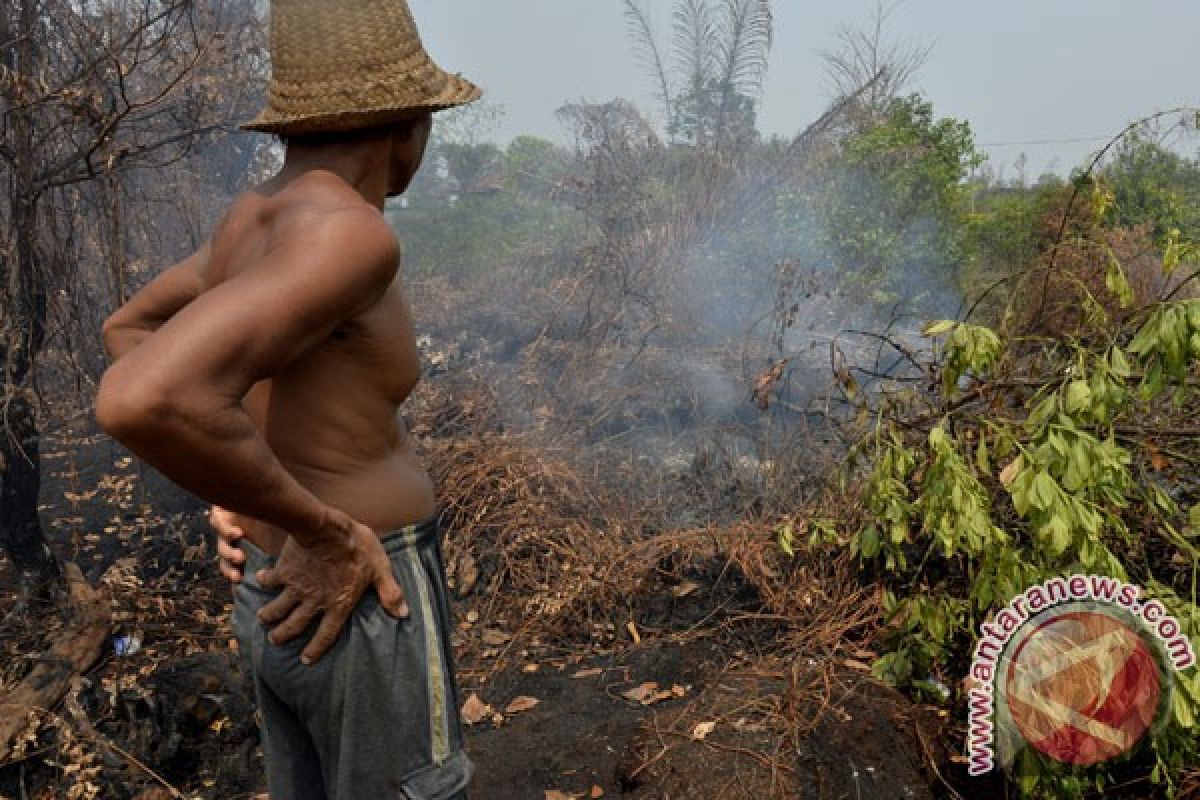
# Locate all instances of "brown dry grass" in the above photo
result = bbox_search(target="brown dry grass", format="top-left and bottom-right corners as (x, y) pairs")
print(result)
(407, 375), (635, 642)
(1006, 202), (1197, 341)
(410, 371), (879, 671)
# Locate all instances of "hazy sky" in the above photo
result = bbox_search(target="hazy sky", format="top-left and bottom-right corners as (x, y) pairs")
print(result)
(410, 0), (1198, 177)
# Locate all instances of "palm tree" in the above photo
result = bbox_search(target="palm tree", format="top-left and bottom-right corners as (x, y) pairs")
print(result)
(622, 0), (773, 149)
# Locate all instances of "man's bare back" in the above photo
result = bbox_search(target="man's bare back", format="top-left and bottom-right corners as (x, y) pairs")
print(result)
(211, 173), (437, 556)
(97, 117), (440, 665)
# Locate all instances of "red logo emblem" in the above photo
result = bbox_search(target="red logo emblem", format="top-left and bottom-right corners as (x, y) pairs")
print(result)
(1004, 610), (1163, 765)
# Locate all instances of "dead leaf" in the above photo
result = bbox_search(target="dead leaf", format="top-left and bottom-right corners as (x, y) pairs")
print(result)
(590, 787), (604, 798)
(457, 553), (479, 595)
(133, 790), (175, 800)
(505, 695), (540, 714)
(1148, 443), (1168, 471)
(544, 791), (575, 800)
(571, 668), (603, 679)
(482, 628), (510, 646)
(182, 543), (207, 563)
(465, 610), (479, 624)
(626, 620), (640, 644)
(622, 681), (683, 705)
(691, 720), (716, 740)
(523, 663), (540, 673)
(752, 359), (788, 410)
(998, 458), (1020, 487)
(671, 580), (700, 598)
(732, 717), (766, 733)
(842, 658), (871, 672)
(461, 693), (491, 725)
(622, 682), (658, 704)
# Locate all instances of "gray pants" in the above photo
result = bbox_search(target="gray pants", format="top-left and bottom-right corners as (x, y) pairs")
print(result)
(232, 515), (473, 799)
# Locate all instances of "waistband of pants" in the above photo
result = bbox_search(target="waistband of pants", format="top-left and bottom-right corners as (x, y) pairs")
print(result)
(237, 512), (440, 592)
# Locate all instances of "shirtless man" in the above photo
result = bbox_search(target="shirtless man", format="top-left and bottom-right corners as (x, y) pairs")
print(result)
(96, 2), (480, 797)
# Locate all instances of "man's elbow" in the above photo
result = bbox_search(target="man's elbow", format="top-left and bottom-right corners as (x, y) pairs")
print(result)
(95, 367), (171, 444)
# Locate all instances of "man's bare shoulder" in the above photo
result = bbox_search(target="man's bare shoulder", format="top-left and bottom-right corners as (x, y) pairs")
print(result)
(219, 171), (399, 282)
(275, 172), (395, 249)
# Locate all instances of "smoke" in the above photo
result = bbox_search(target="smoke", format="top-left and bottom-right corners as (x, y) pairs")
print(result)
(401, 92), (966, 526)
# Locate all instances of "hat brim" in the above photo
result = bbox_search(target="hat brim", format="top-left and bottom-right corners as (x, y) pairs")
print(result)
(240, 74), (481, 136)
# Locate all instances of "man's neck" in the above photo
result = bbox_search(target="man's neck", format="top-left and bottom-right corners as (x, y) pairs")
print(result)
(276, 137), (391, 209)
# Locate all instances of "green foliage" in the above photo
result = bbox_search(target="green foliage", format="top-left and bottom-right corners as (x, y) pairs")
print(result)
(924, 320), (1002, 396)
(823, 285), (1200, 794)
(1103, 134), (1200, 245)
(669, 79), (758, 146)
(780, 94), (984, 311)
(393, 136), (583, 282)
(439, 141), (502, 189)
(964, 180), (1068, 302)
(1128, 299), (1200, 391)
(964, 138), (1200, 331)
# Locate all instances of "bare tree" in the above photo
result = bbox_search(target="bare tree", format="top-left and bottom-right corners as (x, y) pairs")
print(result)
(821, 0), (930, 116)
(554, 99), (668, 345)
(0, 0), (262, 601)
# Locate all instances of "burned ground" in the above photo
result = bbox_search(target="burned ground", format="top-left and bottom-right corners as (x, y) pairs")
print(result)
(0, 369), (954, 800)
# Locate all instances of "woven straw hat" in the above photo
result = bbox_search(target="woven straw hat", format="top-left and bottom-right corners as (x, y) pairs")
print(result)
(242, 0), (481, 136)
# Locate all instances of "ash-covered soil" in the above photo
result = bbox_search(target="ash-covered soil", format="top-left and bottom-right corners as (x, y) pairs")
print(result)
(462, 640), (944, 800)
(1, 507), (950, 800)
(1, 418), (952, 800)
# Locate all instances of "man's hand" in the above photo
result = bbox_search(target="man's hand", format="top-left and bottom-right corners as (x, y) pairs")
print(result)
(255, 509), (409, 665)
(210, 506), (246, 583)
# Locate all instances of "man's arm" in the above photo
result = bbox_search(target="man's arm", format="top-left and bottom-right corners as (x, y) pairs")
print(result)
(103, 243), (210, 361)
(95, 207), (396, 544)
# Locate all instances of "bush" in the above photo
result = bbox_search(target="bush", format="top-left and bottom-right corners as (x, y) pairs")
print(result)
(809, 235), (1200, 796)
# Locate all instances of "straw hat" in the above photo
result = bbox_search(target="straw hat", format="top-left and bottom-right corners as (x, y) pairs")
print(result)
(242, 0), (481, 136)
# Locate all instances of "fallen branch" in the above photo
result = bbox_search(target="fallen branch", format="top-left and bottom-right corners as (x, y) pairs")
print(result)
(0, 562), (110, 764)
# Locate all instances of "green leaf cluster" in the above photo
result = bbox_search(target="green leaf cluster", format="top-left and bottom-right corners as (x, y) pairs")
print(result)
(826, 297), (1200, 795)
(1129, 299), (1200, 396)
(925, 320), (1002, 396)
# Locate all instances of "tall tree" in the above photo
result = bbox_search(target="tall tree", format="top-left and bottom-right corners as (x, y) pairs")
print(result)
(711, 0), (773, 146)
(821, 0), (930, 119)
(0, 0), (259, 601)
(792, 94), (983, 310)
(622, 0), (772, 149)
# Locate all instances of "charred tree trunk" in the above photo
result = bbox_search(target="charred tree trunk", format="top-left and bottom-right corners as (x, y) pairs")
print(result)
(1, 0), (61, 600)
(0, 0), (258, 600)
(0, 208), (59, 599)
